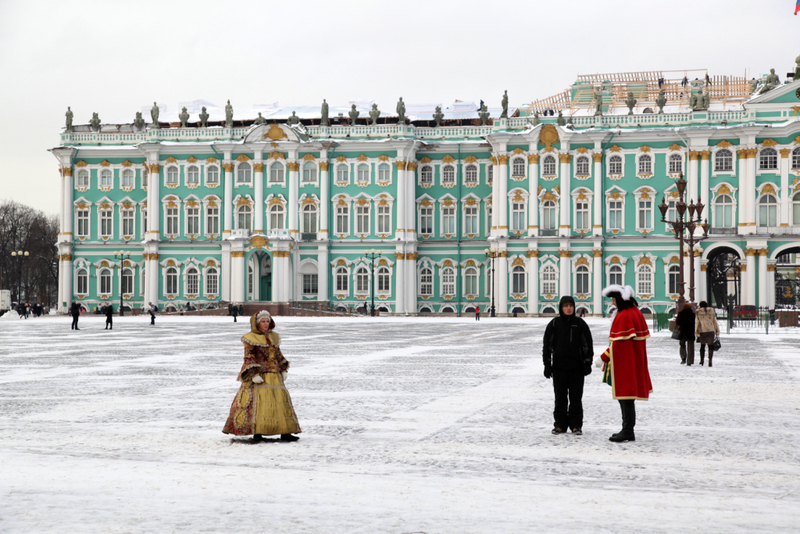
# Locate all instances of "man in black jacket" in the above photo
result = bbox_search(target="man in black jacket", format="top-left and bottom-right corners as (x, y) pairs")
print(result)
(542, 295), (594, 435)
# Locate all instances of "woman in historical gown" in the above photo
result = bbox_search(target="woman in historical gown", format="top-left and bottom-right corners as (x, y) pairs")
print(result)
(223, 310), (301, 442)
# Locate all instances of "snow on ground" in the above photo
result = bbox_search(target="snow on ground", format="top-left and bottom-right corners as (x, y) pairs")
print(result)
(1, 314), (799, 533)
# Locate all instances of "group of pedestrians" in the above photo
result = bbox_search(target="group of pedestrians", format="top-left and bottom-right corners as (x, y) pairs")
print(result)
(675, 301), (720, 366)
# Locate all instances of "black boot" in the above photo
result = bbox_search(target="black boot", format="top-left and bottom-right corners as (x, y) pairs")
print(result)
(252, 434), (263, 442)
(610, 400), (636, 442)
(708, 353), (713, 367)
(280, 434), (300, 442)
(700, 347), (705, 366)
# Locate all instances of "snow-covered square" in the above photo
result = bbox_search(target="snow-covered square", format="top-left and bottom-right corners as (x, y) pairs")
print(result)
(1, 314), (799, 533)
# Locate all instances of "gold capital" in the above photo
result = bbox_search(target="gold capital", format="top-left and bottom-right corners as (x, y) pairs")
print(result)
(319, 162), (329, 171)
(60, 168), (73, 177)
(222, 163), (235, 173)
(700, 151), (711, 160)
(149, 164), (161, 173)
(394, 252), (406, 260)
(287, 162), (300, 172)
(230, 251), (246, 258)
(559, 154), (572, 164)
(780, 148), (791, 158)
(253, 163), (264, 172)
(407, 162), (418, 171)
(592, 250), (603, 257)
(558, 250), (573, 257)
(526, 250), (540, 258)
(528, 154), (540, 164)
(592, 153), (603, 163)
(395, 161), (407, 171)
(498, 155), (509, 165)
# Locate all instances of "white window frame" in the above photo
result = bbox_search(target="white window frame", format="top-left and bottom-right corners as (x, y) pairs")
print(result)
(269, 162), (285, 185)
(511, 157), (526, 178)
(205, 266), (219, 296)
(540, 263), (558, 296)
(165, 165), (179, 187)
(714, 149), (734, 174)
(441, 266), (456, 297)
(236, 161), (252, 185)
(758, 147), (778, 172)
(206, 165), (220, 187)
(542, 155), (557, 177)
(574, 264), (590, 295)
(608, 154), (623, 176)
(302, 161), (318, 185)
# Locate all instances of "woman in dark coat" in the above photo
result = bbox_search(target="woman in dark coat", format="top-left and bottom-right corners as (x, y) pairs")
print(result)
(676, 302), (696, 365)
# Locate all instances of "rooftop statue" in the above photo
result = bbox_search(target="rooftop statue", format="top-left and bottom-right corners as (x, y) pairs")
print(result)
(432, 105), (444, 127)
(478, 104), (490, 126)
(90, 112), (101, 132)
(594, 86), (603, 116)
(396, 97), (405, 123)
(369, 103), (380, 125)
(134, 111), (145, 130)
(253, 112), (265, 125)
(321, 99), (329, 126)
(501, 90), (509, 119)
(65, 106), (73, 132)
(179, 107), (189, 128)
(625, 92), (637, 115)
(762, 68), (780, 93)
(225, 100), (234, 127)
(690, 89), (709, 111)
(557, 110), (566, 126)
(655, 90), (667, 114)
(349, 104), (359, 124)
(795, 54), (800, 83)
(532, 110), (540, 126)
(287, 111), (300, 126)
(151, 102), (160, 129)
(199, 106), (209, 127)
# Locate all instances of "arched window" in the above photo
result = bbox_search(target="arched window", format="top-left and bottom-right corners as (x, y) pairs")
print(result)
(715, 149), (733, 172)
(669, 154), (682, 174)
(575, 156), (589, 175)
(185, 267), (199, 295)
(542, 155), (556, 176)
(99, 269), (112, 294)
(511, 158), (526, 178)
(207, 165), (219, 185)
(377, 266), (390, 292)
(487, 164), (493, 184)
(378, 163), (390, 183)
(638, 154), (652, 175)
(541, 265), (557, 295)
(542, 200), (557, 231)
(247, 264), (254, 296)
(269, 203), (284, 231)
(575, 265), (589, 294)
(122, 268), (133, 295)
(442, 165), (455, 185)
(185, 166), (198, 186)
(165, 267), (178, 295)
(206, 267), (218, 295)
(441, 267), (455, 296)
(302, 161), (316, 183)
(355, 267), (369, 294)
(76, 268), (88, 295)
(609, 264), (623, 286)
(302, 203), (317, 233)
(714, 194), (734, 228)
(668, 264), (680, 294)
(166, 166), (178, 185)
(237, 162), (251, 183)
(357, 164), (369, 183)
(465, 164), (478, 184)
(609, 155), (622, 175)
(793, 191), (800, 226)
(758, 194), (777, 227)
(792, 147), (800, 171)
(512, 265), (526, 294)
(759, 148), (778, 171)
(122, 169), (134, 188)
(77, 169), (89, 188)
(335, 267), (349, 292)
(237, 204), (252, 230)
(511, 201), (525, 233)
(464, 267), (478, 295)
(269, 162), (284, 183)
(336, 164), (349, 184)
(420, 267), (433, 296)
(100, 169), (112, 187)
(636, 266), (652, 296)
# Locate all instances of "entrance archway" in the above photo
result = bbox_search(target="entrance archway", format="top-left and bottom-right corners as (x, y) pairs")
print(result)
(775, 246), (800, 308)
(706, 247), (741, 309)
(247, 251), (272, 302)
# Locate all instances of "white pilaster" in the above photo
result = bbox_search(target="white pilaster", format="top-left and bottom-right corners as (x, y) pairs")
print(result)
(497, 157), (508, 237)
(320, 157), (330, 240)
(527, 251), (539, 314)
(688, 153), (699, 203)
(395, 162), (405, 240)
(745, 250), (756, 305)
(593, 250), (603, 314)
(528, 158), (539, 237)
(223, 162), (233, 236)
(394, 250), (405, 314)
(780, 149), (790, 227)
(317, 245), (328, 302)
(698, 259), (708, 305)
(758, 251), (768, 308)
(288, 161), (299, 239)
(254, 162), (264, 233)
(699, 152), (710, 205)
(497, 253), (508, 314)
(592, 154), (603, 237)
(559, 251), (571, 297)
(745, 152), (757, 234)
(231, 246), (245, 304)
(559, 155), (571, 237)
(766, 260), (776, 309)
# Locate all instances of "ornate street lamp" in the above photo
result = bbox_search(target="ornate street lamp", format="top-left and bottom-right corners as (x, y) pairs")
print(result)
(484, 248), (500, 317)
(658, 173), (710, 307)
(10, 250), (29, 305)
(113, 250), (132, 316)
(364, 249), (382, 317)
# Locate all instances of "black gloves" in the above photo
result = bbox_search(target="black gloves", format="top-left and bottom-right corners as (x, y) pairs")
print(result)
(543, 364), (552, 379)
(583, 364), (592, 376)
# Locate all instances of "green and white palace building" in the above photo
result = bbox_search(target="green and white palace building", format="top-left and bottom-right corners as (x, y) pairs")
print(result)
(51, 65), (800, 315)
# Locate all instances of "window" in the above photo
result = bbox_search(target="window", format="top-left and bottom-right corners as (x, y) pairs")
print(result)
(237, 205), (252, 230)
(355, 267), (369, 293)
(206, 206), (219, 235)
(122, 169), (134, 188)
(142, 208), (148, 235)
(165, 267), (178, 295)
(714, 194), (733, 228)
(421, 166), (433, 185)
(608, 199), (623, 231)
(100, 269), (112, 294)
(302, 161), (316, 183)
(465, 165), (478, 184)
(378, 163), (390, 183)
(248, 265), (253, 296)
(206, 267), (218, 295)
(166, 206), (179, 235)
(207, 166), (219, 185)
(187, 206), (200, 235)
(77, 170), (89, 188)
(575, 200), (589, 231)
(336, 164), (349, 184)
(121, 209), (135, 238)
(303, 274), (318, 295)
(269, 204), (284, 231)
(377, 267), (390, 292)
(335, 204), (349, 234)
(511, 201), (525, 233)
(186, 267), (199, 295)
(100, 169), (112, 188)
(166, 166), (178, 185)
(269, 163), (284, 183)
(487, 164), (493, 184)
(442, 267), (455, 296)
(442, 205), (455, 235)
(76, 268), (88, 295)
(575, 265), (589, 294)
(666, 197), (677, 225)
(668, 264), (680, 294)
(715, 149), (733, 172)
(420, 206), (433, 236)
(187, 166), (199, 186)
(465, 205), (478, 235)
(609, 264), (623, 286)
(464, 267), (478, 295)
(236, 162), (251, 183)
(575, 156), (589, 175)
(793, 192), (800, 225)
(758, 194), (777, 227)
(541, 265), (557, 295)
(638, 198), (652, 230)
(377, 204), (391, 234)
(335, 267), (349, 292)
(669, 154), (682, 174)
(792, 147), (800, 171)
(143, 169), (148, 189)
(357, 164), (369, 184)
(512, 265), (526, 294)
(355, 203), (370, 235)
(609, 155), (622, 175)
(420, 267), (433, 296)
(441, 165), (455, 186)
(542, 155), (556, 176)
(637, 266), (653, 295)
(487, 205), (493, 232)
(759, 148), (778, 171)
(302, 204), (317, 233)
(542, 200), (556, 231)
(99, 209), (113, 238)
(638, 154), (652, 175)
(511, 158), (525, 178)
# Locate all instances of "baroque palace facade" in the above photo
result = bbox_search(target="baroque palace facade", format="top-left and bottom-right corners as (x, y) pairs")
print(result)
(51, 66), (800, 315)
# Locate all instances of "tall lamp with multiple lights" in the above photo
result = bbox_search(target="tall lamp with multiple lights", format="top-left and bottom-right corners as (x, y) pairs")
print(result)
(113, 250), (132, 316)
(364, 249), (382, 317)
(10, 250), (29, 305)
(484, 248), (500, 317)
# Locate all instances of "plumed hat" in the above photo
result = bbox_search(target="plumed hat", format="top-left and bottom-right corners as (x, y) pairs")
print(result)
(602, 284), (635, 302)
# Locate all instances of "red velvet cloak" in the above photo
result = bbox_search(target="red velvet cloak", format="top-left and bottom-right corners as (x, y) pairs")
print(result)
(606, 307), (653, 400)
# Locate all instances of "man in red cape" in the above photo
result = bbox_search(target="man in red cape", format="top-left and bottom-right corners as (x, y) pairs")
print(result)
(598, 284), (653, 442)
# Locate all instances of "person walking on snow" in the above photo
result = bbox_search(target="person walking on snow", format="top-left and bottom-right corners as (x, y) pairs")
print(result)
(597, 285), (653, 443)
(148, 302), (157, 325)
(695, 301), (719, 367)
(232, 304), (239, 323)
(475, 306), (480, 321)
(104, 304), (113, 330)
(542, 295), (594, 435)
(70, 301), (81, 330)
(676, 302), (696, 365)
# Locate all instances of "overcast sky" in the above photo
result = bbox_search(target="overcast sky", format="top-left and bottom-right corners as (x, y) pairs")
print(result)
(1, 0), (799, 216)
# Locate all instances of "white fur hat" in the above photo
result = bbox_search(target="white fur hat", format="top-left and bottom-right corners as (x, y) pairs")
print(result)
(256, 310), (271, 323)
(602, 284), (635, 301)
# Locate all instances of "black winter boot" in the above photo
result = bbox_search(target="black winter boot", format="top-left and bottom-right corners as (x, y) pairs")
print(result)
(611, 400), (636, 442)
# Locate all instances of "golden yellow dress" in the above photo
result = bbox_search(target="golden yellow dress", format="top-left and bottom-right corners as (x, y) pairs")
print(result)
(222, 315), (301, 436)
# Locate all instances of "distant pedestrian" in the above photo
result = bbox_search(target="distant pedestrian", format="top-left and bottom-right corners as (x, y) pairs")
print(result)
(232, 304), (239, 323)
(475, 306), (481, 321)
(149, 302), (157, 325)
(19, 303), (27, 319)
(70, 301), (80, 330)
(104, 304), (113, 330)
(694, 301), (719, 367)
(676, 302), (696, 365)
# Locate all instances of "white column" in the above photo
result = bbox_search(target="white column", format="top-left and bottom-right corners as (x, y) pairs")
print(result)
(559, 251), (571, 297)
(528, 157), (539, 236)
(406, 251), (417, 314)
(745, 151), (757, 235)
(559, 155), (571, 237)
(497, 157), (508, 237)
(405, 163), (417, 314)
(147, 163), (161, 240)
(407, 163), (417, 238)
(593, 153), (603, 237)
(62, 168), (73, 236)
(221, 244), (231, 302)
(491, 159), (499, 237)
(317, 245), (328, 302)
(766, 260), (776, 309)
(780, 149), (790, 228)
(758, 250), (768, 308)
(395, 162), (406, 240)
(745, 249), (756, 305)
(737, 150), (747, 232)
(320, 159), (330, 239)
(148, 253), (160, 306)
(593, 250), (603, 314)
(394, 251), (405, 314)
(254, 162), (264, 233)
(688, 152), (699, 203)
(231, 250), (245, 303)
(59, 252), (72, 313)
(527, 251), (539, 314)
(497, 253), (508, 314)
(288, 162), (299, 239)
(699, 152), (710, 205)
(692, 250), (702, 303)
(223, 162), (233, 237)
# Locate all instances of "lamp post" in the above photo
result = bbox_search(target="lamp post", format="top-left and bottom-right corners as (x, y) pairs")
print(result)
(113, 250), (132, 316)
(10, 250), (29, 305)
(658, 173), (710, 307)
(484, 248), (499, 317)
(364, 248), (382, 317)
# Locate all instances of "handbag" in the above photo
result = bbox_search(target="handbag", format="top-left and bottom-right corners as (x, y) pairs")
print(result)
(711, 336), (721, 352)
(671, 325), (681, 340)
